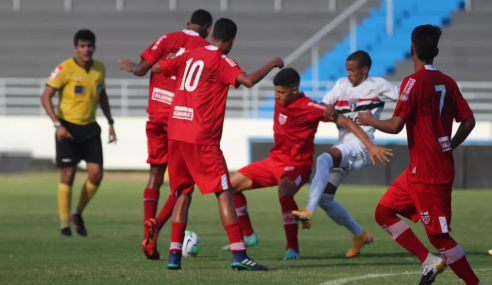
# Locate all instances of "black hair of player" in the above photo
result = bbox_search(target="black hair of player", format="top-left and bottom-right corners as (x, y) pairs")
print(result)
(346, 50), (372, 70)
(212, 18), (237, 42)
(74, 29), (95, 46)
(411, 24), (442, 64)
(190, 9), (213, 27)
(273, 68), (300, 88)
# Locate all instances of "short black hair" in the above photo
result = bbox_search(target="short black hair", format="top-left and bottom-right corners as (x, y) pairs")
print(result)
(190, 9), (213, 27)
(212, 18), (237, 42)
(411, 24), (442, 63)
(273, 68), (300, 87)
(346, 50), (372, 70)
(74, 29), (95, 46)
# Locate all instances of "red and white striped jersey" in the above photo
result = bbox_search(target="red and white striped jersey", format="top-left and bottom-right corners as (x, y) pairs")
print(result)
(322, 77), (398, 142)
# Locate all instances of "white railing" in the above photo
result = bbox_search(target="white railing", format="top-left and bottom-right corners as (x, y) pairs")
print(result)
(9, 0), (343, 12)
(2, 78), (492, 120)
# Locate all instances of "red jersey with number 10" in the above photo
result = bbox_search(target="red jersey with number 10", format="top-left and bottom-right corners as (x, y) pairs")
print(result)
(140, 30), (209, 114)
(393, 65), (473, 185)
(159, 45), (245, 145)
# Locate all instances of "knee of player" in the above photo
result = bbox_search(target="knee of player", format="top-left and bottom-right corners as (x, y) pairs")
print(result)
(374, 203), (394, 225)
(316, 153), (334, 170)
(60, 167), (77, 185)
(89, 171), (103, 185)
(278, 178), (298, 198)
(318, 193), (335, 208)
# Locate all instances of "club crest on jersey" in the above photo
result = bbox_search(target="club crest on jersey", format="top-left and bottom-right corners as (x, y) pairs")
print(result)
(421, 211), (431, 225)
(400, 94), (408, 102)
(349, 98), (358, 111)
(278, 113), (288, 125)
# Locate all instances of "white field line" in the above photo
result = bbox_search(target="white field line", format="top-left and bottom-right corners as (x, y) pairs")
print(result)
(321, 268), (492, 285)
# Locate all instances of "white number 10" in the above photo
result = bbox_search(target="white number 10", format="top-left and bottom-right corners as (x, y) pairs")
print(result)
(180, 58), (204, 92)
(435, 85), (446, 115)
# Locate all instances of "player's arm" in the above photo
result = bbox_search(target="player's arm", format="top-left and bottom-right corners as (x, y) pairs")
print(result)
(118, 59), (152, 77)
(451, 86), (475, 149)
(119, 34), (170, 76)
(152, 55), (183, 76)
(40, 85), (61, 124)
(333, 115), (392, 165)
(358, 113), (405, 134)
(98, 88), (117, 143)
(236, 57), (284, 88)
(451, 116), (475, 150)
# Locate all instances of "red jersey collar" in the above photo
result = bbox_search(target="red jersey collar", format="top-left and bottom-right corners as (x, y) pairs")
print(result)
(420, 64), (437, 71)
(182, 29), (200, 37)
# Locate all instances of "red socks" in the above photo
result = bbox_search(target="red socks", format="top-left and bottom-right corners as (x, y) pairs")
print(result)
(156, 194), (178, 231)
(428, 234), (481, 285)
(169, 222), (187, 253)
(225, 222), (246, 253)
(375, 204), (429, 262)
(143, 188), (160, 222)
(279, 195), (299, 253)
(233, 193), (254, 236)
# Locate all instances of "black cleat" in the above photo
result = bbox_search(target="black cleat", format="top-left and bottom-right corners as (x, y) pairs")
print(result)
(71, 214), (87, 236)
(60, 227), (72, 237)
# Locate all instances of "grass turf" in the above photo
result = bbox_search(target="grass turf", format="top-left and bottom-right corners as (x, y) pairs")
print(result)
(0, 172), (491, 284)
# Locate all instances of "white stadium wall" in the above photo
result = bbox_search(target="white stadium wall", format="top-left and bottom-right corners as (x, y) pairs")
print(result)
(1, 116), (492, 171)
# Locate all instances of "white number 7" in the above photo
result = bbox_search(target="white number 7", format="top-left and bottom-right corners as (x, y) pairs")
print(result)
(435, 85), (446, 115)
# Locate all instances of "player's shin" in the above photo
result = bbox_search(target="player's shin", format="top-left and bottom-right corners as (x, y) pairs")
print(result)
(428, 234), (481, 285)
(143, 188), (160, 221)
(58, 183), (72, 229)
(280, 195), (299, 254)
(75, 180), (99, 214)
(156, 194), (178, 231)
(375, 204), (429, 262)
(217, 190), (247, 253)
(233, 192), (254, 236)
(305, 153), (333, 214)
(319, 194), (363, 237)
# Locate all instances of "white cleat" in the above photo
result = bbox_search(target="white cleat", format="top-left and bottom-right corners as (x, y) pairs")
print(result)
(419, 254), (447, 285)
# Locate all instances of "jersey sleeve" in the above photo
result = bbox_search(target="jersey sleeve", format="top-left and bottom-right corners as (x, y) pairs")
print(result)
(321, 80), (340, 104)
(220, 56), (245, 88)
(158, 53), (186, 77)
(453, 85), (473, 122)
(46, 63), (68, 89)
(306, 101), (329, 122)
(100, 63), (106, 89)
(376, 78), (399, 102)
(392, 77), (417, 121)
(140, 34), (171, 65)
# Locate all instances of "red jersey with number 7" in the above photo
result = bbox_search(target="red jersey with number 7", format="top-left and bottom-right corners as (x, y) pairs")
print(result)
(393, 65), (473, 185)
(140, 30), (210, 114)
(158, 45), (245, 145)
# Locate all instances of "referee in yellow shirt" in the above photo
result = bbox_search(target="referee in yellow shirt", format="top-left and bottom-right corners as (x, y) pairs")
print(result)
(41, 29), (117, 237)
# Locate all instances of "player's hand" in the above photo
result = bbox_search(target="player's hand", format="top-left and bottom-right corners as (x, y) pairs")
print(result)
(323, 104), (337, 121)
(117, 59), (136, 73)
(108, 125), (117, 144)
(357, 110), (374, 126)
(56, 126), (73, 141)
(269, 57), (284, 69)
(367, 145), (393, 165)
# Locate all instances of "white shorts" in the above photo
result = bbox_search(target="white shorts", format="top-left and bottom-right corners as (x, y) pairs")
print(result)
(328, 140), (371, 187)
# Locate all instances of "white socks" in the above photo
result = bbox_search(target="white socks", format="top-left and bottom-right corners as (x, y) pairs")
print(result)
(318, 193), (363, 237)
(305, 153), (333, 214)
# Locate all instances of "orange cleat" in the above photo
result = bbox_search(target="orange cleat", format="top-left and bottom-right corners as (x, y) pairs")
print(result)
(346, 229), (374, 257)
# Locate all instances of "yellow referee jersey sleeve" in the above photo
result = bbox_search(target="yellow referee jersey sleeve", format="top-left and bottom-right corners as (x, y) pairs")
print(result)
(46, 58), (106, 125)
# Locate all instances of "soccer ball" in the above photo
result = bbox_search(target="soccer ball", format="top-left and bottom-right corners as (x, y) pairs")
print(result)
(183, 230), (201, 257)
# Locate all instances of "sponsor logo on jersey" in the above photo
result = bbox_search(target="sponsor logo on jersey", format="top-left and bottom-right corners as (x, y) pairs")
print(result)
(438, 136), (452, 152)
(348, 98), (358, 111)
(222, 55), (237, 67)
(49, 65), (63, 81)
(278, 113), (288, 125)
(151, 35), (167, 50)
(284, 166), (295, 171)
(173, 106), (194, 121)
(403, 78), (416, 95)
(152, 87), (174, 105)
(74, 85), (85, 95)
(421, 211), (431, 225)
(307, 101), (326, 110)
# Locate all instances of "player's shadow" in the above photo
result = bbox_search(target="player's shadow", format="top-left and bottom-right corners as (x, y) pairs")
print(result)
(267, 261), (417, 271)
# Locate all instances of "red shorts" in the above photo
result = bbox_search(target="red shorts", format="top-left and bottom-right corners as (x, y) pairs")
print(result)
(168, 140), (232, 195)
(146, 112), (169, 165)
(379, 170), (452, 235)
(237, 157), (312, 190)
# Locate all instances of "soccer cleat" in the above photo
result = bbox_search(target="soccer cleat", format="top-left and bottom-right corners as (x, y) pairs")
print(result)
(71, 214), (87, 236)
(291, 209), (312, 229)
(419, 254), (447, 285)
(222, 233), (259, 251)
(346, 229), (374, 257)
(60, 227), (72, 237)
(142, 218), (160, 260)
(230, 252), (268, 271)
(167, 251), (182, 270)
(283, 248), (301, 261)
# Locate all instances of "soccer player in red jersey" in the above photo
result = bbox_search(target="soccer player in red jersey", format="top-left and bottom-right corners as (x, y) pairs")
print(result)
(221, 68), (392, 260)
(358, 25), (483, 285)
(117, 10), (212, 260)
(152, 18), (284, 270)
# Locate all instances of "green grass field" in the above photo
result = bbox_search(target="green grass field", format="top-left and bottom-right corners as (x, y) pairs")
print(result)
(1, 172), (491, 285)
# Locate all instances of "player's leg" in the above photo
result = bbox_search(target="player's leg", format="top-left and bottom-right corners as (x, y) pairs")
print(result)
(415, 184), (482, 285)
(278, 175), (303, 261)
(318, 174), (373, 257)
(55, 132), (81, 237)
(292, 148), (341, 226)
(168, 190), (193, 270)
(72, 124), (104, 237)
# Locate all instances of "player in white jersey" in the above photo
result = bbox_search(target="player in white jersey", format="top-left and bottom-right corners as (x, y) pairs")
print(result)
(292, 51), (398, 257)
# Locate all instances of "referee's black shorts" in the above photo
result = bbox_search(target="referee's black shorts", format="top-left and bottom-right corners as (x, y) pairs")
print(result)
(55, 119), (103, 168)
